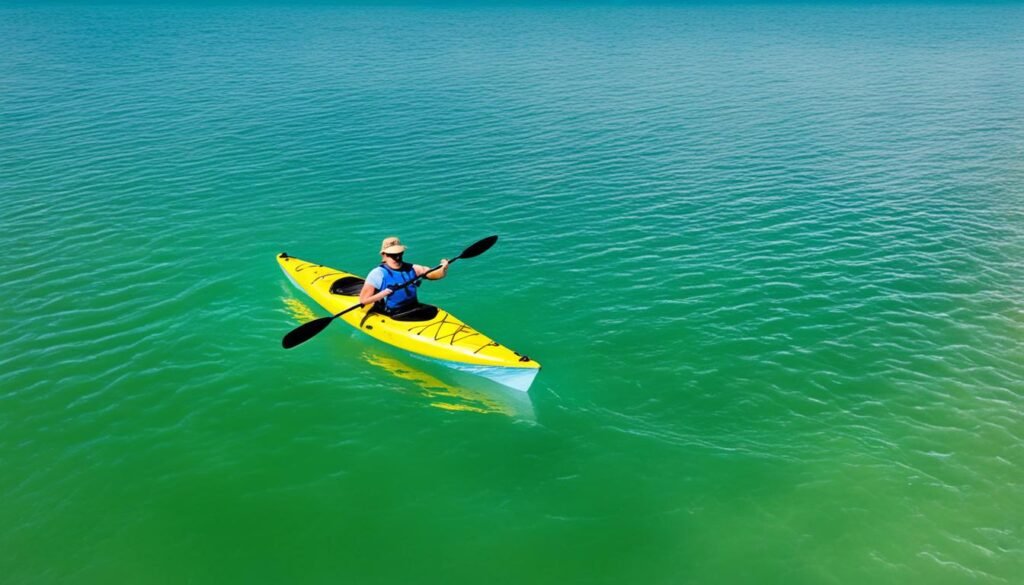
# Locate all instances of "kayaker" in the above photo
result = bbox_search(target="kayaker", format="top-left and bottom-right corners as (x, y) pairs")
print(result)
(358, 236), (449, 315)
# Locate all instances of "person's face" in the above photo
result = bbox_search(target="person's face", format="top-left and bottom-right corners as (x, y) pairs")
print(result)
(383, 252), (403, 264)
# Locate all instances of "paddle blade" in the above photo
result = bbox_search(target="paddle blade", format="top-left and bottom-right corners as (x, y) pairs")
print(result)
(282, 316), (335, 349)
(459, 235), (498, 260)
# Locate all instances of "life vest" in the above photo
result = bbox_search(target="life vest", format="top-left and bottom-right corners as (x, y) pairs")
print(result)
(377, 262), (418, 312)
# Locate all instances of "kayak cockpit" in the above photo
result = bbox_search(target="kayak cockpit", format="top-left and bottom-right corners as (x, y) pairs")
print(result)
(330, 276), (365, 296)
(331, 275), (440, 322)
(387, 304), (440, 322)
(360, 304), (441, 325)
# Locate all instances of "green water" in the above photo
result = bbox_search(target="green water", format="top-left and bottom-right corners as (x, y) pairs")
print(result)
(2, 4), (1022, 584)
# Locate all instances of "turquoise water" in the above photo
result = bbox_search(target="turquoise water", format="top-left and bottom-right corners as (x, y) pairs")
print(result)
(2, 3), (1023, 583)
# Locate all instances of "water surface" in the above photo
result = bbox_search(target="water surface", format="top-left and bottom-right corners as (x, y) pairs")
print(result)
(2, 3), (1022, 584)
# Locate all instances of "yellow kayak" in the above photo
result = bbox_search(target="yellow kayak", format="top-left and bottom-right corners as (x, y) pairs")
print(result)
(277, 253), (540, 391)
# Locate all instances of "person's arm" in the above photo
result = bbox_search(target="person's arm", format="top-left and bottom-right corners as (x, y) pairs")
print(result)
(359, 281), (392, 306)
(359, 268), (392, 305)
(416, 259), (450, 280)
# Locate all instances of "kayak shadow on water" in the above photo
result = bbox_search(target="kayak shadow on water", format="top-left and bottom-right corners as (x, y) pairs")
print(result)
(280, 293), (536, 421)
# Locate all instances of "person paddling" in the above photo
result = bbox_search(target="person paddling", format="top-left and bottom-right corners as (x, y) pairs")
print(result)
(359, 236), (449, 316)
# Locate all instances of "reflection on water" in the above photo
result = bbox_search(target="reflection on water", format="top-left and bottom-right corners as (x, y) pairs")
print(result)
(362, 351), (535, 420)
(280, 295), (315, 323)
(281, 295), (535, 420)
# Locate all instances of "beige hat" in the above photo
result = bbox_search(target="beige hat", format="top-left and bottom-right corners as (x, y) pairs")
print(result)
(380, 236), (407, 254)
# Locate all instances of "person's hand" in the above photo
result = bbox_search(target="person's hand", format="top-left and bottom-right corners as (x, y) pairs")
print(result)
(440, 258), (450, 269)
(381, 288), (393, 297)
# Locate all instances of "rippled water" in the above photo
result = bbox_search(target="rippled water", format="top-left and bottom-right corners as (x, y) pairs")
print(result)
(2, 3), (1022, 584)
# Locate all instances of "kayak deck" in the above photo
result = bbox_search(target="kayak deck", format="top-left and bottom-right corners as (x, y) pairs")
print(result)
(278, 253), (540, 390)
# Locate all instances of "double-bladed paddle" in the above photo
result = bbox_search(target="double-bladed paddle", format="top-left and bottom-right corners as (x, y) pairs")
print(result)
(281, 235), (498, 349)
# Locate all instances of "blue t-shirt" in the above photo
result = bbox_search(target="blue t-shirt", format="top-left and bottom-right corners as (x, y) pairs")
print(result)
(367, 265), (422, 289)
(365, 266), (387, 290)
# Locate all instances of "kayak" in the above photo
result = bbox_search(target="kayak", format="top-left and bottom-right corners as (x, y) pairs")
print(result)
(277, 253), (540, 391)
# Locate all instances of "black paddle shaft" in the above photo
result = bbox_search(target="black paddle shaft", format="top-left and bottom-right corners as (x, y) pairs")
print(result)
(281, 235), (498, 349)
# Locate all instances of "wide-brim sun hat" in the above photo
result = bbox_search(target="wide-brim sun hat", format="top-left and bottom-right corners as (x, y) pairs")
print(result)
(380, 236), (407, 254)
